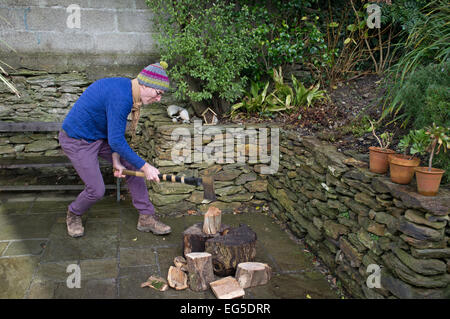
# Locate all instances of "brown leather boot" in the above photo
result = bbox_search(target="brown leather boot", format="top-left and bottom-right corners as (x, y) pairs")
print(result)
(66, 209), (84, 238)
(137, 214), (171, 235)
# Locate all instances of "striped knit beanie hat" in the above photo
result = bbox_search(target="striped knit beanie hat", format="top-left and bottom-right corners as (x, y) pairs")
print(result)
(137, 61), (170, 91)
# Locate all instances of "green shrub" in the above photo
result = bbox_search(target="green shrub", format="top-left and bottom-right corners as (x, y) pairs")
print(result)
(381, 0), (450, 126)
(146, 0), (260, 116)
(383, 62), (449, 129)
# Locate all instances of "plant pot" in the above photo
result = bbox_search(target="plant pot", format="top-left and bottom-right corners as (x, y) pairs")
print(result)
(414, 167), (445, 196)
(388, 154), (420, 184)
(369, 146), (396, 174)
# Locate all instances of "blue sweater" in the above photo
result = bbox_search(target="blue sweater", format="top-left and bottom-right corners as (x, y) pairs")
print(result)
(62, 77), (146, 169)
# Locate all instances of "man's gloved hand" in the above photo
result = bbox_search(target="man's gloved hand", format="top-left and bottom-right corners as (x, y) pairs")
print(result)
(141, 162), (160, 182)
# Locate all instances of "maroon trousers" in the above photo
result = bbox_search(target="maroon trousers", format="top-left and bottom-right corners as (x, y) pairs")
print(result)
(58, 130), (155, 216)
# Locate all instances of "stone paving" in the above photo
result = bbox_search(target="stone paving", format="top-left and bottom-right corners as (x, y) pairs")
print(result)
(0, 192), (339, 299)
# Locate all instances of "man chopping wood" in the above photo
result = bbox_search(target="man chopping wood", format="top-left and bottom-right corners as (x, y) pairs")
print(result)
(59, 62), (171, 238)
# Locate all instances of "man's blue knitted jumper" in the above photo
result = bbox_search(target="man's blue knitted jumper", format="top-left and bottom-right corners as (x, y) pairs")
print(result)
(62, 77), (146, 169)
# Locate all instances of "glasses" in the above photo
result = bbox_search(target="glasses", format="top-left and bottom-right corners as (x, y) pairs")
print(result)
(155, 89), (164, 97)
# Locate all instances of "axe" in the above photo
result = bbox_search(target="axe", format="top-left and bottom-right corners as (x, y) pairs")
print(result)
(116, 169), (216, 202)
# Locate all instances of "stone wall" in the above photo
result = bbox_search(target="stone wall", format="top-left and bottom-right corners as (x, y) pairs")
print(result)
(0, 0), (157, 77)
(0, 69), (90, 157)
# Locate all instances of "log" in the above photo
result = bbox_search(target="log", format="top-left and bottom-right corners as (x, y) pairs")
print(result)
(205, 224), (257, 276)
(203, 206), (222, 235)
(235, 262), (272, 288)
(186, 252), (215, 292)
(167, 266), (188, 290)
(182, 222), (231, 257)
(210, 276), (245, 299)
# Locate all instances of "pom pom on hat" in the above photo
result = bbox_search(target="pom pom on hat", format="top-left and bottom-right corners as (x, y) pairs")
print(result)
(137, 61), (170, 91)
(159, 61), (168, 70)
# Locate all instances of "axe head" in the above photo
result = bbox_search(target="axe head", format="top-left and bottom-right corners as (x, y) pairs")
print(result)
(201, 175), (216, 202)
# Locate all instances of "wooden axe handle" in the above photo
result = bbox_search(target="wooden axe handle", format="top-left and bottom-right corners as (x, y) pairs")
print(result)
(118, 169), (202, 186)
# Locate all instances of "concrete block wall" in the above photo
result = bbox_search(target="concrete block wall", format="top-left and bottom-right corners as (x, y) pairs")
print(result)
(0, 0), (159, 77)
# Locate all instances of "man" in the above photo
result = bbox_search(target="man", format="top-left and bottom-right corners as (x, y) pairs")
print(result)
(59, 62), (171, 238)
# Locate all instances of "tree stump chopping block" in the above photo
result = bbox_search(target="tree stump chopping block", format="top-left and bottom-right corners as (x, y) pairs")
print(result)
(186, 252), (215, 292)
(205, 224), (257, 276)
(182, 222), (231, 257)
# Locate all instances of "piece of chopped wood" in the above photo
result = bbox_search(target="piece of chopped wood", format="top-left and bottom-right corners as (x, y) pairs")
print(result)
(140, 276), (169, 291)
(174, 256), (188, 271)
(186, 252), (215, 292)
(203, 206), (222, 235)
(210, 276), (245, 299)
(235, 262), (272, 288)
(167, 266), (188, 290)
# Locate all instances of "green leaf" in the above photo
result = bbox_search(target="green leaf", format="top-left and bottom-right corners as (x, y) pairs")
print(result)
(347, 24), (357, 32)
(328, 22), (339, 28)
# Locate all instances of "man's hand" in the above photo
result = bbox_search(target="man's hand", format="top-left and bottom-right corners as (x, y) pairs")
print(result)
(141, 162), (160, 182)
(112, 152), (126, 178)
(113, 162), (127, 178)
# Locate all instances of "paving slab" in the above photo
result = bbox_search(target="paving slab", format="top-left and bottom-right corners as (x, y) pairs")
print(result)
(27, 280), (57, 299)
(35, 260), (79, 282)
(0, 242), (9, 256)
(0, 214), (57, 240)
(30, 200), (72, 214)
(0, 201), (33, 215)
(53, 278), (117, 299)
(2, 239), (47, 256)
(79, 259), (119, 281)
(245, 272), (338, 299)
(0, 256), (40, 298)
(41, 235), (119, 262)
(119, 247), (157, 267)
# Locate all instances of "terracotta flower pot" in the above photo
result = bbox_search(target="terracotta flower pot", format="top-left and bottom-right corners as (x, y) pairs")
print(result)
(369, 146), (396, 174)
(388, 154), (420, 184)
(414, 167), (445, 196)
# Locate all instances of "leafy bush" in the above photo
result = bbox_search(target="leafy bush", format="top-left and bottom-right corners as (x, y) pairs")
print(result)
(382, 61), (449, 129)
(382, 0), (450, 126)
(242, 0), (330, 79)
(146, 0), (260, 115)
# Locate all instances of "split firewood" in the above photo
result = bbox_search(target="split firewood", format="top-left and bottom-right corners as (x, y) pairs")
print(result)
(203, 206), (222, 235)
(140, 276), (169, 291)
(186, 252), (215, 292)
(235, 262), (272, 288)
(167, 266), (188, 290)
(174, 256), (188, 271)
(210, 276), (245, 299)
